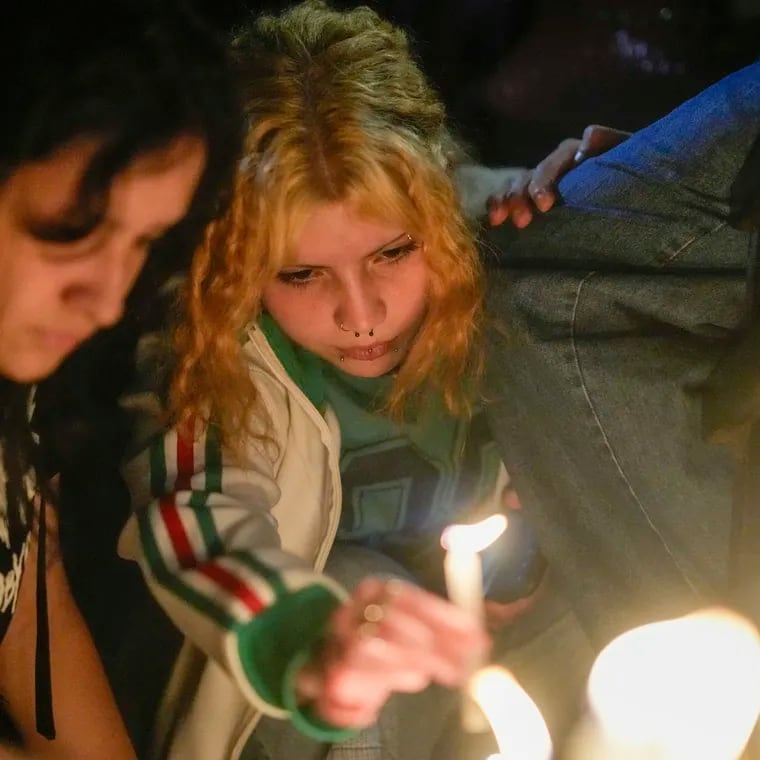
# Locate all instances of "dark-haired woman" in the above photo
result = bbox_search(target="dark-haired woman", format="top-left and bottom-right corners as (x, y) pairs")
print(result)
(0, 1), (241, 756)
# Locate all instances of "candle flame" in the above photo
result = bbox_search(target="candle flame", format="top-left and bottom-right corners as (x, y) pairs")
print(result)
(441, 514), (507, 553)
(587, 607), (760, 759)
(470, 666), (552, 760)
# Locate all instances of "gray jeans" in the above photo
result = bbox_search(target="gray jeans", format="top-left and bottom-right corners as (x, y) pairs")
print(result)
(483, 62), (760, 646)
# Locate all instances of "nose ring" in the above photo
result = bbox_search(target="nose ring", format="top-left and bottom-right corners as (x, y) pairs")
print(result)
(340, 323), (374, 338)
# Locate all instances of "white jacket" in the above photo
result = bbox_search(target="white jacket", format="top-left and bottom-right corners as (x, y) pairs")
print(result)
(120, 324), (347, 760)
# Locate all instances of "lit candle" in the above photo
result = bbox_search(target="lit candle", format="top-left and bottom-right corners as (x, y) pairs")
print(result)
(573, 608), (760, 759)
(441, 514), (508, 732)
(441, 514), (508, 618)
(470, 665), (552, 760)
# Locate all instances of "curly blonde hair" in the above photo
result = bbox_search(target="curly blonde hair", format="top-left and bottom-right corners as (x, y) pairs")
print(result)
(170, 0), (484, 447)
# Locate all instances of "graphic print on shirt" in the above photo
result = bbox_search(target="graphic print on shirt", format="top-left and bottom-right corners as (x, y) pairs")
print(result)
(338, 411), (503, 538)
(0, 532), (30, 616)
(0, 457), (36, 642)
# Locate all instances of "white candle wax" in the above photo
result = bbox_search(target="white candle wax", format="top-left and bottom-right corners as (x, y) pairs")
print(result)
(444, 545), (488, 732)
(440, 514), (507, 620)
(443, 547), (484, 621)
(441, 515), (508, 735)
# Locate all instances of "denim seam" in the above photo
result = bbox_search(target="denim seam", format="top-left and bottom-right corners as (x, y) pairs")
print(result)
(659, 220), (728, 266)
(570, 271), (699, 594)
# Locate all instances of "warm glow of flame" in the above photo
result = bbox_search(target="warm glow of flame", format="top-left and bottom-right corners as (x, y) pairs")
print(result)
(470, 666), (552, 760)
(587, 607), (760, 759)
(440, 514), (508, 553)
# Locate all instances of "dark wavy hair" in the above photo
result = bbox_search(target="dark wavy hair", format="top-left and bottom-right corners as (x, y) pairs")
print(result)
(3, 0), (243, 539)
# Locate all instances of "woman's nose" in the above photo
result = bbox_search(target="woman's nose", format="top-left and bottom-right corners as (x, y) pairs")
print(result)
(63, 240), (144, 327)
(334, 274), (386, 335)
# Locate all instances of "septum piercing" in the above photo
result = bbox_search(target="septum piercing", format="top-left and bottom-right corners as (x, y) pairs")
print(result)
(339, 322), (374, 338)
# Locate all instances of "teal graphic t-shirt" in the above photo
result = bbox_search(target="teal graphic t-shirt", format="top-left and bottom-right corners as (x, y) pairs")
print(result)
(260, 315), (543, 600)
(321, 363), (505, 592)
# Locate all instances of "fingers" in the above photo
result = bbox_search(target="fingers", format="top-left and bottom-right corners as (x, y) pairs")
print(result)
(487, 171), (533, 228)
(487, 139), (579, 227)
(574, 124), (631, 163)
(302, 578), (490, 728)
(487, 170), (544, 228)
(527, 137), (581, 209)
(342, 578), (489, 679)
(529, 127), (628, 199)
(487, 125), (631, 228)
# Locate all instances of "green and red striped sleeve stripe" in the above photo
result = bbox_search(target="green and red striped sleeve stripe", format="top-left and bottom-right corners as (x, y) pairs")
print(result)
(139, 426), (285, 631)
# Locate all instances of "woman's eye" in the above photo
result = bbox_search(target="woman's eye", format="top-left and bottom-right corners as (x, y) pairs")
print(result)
(35, 224), (97, 245)
(277, 268), (318, 287)
(37, 229), (106, 262)
(26, 205), (104, 246)
(377, 239), (420, 263)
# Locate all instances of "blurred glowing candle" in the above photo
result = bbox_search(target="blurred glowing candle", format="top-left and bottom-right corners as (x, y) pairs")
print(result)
(441, 514), (508, 731)
(581, 608), (760, 759)
(471, 665), (552, 760)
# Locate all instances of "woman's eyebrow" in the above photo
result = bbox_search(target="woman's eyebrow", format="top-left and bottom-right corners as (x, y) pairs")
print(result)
(19, 186), (111, 242)
(284, 233), (411, 270)
(363, 232), (412, 257)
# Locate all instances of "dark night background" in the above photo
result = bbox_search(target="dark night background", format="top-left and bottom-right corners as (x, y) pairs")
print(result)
(200, 0), (760, 165)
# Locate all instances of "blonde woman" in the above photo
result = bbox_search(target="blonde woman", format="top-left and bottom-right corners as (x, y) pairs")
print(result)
(120, 3), (562, 758)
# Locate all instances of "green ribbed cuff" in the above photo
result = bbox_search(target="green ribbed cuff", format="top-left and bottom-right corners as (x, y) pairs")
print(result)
(236, 583), (357, 741)
(282, 647), (359, 742)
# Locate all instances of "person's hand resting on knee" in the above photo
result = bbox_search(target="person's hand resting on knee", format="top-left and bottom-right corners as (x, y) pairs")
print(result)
(487, 125), (631, 228)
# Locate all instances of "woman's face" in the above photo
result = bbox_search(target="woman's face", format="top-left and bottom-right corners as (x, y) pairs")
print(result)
(0, 135), (206, 382)
(262, 201), (430, 377)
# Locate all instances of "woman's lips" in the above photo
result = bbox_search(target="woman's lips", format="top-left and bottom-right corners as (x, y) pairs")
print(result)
(37, 328), (91, 352)
(341, 341), (391, 361)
